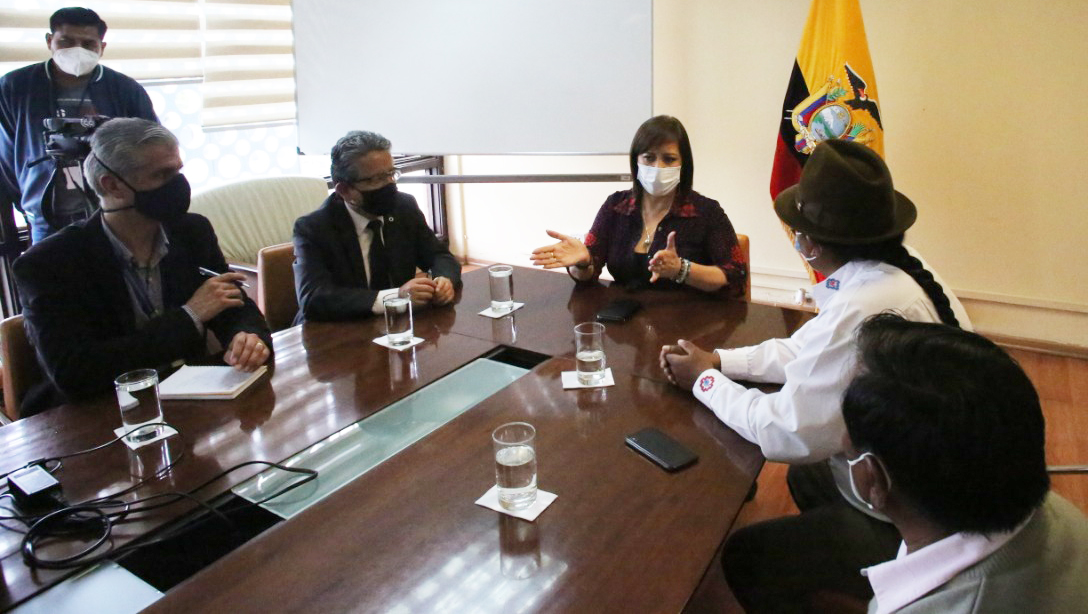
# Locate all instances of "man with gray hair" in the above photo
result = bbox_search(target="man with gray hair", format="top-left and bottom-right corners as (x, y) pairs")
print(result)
(13, 118), (272, 417)
(292, 130), (460, 323)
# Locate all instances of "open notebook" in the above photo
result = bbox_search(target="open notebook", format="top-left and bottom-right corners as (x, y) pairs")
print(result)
(158, 365), (268, 400)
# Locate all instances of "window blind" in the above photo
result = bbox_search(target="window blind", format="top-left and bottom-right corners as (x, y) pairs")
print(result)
(0, 1), (201, 81)
(200, 0), (296, 128)
(0, 0), (297, 128)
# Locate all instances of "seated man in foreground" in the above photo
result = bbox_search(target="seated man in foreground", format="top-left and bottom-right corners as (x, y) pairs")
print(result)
(662, 139), (970, 609)
(14, 118), (272, 417)
(840, 314), (1088, 613)
(292, 130), (460, 323)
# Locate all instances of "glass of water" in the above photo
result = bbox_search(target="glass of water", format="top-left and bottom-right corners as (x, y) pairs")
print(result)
(488, 265), (514, 313)
(115, 369), (164, 444)
(383, 295), (414, 346)
(574, 322), (606, 385)
(493, 422), (537, 511)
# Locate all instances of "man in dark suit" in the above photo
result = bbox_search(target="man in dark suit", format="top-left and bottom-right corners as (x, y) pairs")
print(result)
(292, 130), (460, 323)
(13, 118), (272, 417)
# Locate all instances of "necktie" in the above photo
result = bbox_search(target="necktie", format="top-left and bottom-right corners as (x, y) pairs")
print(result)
(367, 219), (390, 290)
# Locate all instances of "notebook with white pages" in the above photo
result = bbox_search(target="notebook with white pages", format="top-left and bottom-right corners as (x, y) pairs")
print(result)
(158, 365), (268, 400)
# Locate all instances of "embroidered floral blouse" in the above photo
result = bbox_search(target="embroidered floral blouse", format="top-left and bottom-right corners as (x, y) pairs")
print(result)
(582, 189), (746, 298)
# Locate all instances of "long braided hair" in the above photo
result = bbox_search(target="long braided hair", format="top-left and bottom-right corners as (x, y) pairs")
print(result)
(822, 234), (961, 328)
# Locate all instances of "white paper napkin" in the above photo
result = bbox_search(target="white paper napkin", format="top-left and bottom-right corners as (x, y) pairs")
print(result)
(112, 424), (179, 450)
(561, 368), (615, 389)
(372, 336), (425, 351)
(475, 485), (557, 521)
(478, 303), (525, 318)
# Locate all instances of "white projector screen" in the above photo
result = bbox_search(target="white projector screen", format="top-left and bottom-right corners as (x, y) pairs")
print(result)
(294, 0), (652, 155)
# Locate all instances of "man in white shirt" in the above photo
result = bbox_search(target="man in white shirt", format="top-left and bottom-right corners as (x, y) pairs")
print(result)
(661, 139), (971, 611)
(292, 130), (460, 323)
(844, 315), (1088, 613)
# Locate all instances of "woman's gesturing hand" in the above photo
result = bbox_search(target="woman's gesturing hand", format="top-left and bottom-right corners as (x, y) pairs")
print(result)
(530, 230), (591, 269)
(649, 231), (681, 282)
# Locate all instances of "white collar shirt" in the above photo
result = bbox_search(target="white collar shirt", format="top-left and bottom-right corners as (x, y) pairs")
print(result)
(691, 250), (971, 515)
(343, 201), (399, 314)
(862, 514), (1032, 614)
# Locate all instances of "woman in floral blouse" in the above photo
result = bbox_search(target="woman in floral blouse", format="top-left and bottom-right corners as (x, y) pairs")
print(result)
(530, 115), (746, 297)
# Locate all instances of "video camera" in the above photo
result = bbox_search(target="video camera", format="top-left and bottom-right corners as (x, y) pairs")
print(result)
(26, 116), (110, 225)
(35, 115), (110, 165)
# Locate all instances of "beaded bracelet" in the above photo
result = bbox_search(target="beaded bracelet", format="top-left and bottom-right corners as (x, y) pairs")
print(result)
(676, 258), (691, 285)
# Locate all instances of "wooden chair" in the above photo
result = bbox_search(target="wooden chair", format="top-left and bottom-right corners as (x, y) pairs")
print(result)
(257, 243), (298, 332)
(736, 233), (751, 301)
(0, 315), (42, 421)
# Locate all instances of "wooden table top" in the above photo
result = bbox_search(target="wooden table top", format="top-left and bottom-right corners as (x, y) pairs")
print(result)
(0, 318), (497, 607)
(0, 265), (811, 611)
(447, 267), (811, 383)
(148, 358), (763, 612)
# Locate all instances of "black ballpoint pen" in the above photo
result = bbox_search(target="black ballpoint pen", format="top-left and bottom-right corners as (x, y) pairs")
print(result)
(199, 266), (250, 288)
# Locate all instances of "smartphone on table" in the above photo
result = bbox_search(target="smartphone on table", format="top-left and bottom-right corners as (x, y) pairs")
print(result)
(596, 299), (642, 323)
(625, 427), (698, 472)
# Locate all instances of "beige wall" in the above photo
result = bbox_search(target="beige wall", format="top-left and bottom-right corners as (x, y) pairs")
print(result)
(449, 0), (1088, 348)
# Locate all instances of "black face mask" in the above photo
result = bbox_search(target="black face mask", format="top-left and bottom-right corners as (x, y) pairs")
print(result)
(355, 182), (398, 216)
(94, 154), (192, 222)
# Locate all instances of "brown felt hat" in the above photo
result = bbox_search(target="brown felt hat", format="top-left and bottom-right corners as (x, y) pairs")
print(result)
(774, 139), (916, 245)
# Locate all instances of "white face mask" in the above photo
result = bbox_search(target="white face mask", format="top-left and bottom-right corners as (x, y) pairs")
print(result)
(637, 163), (681, 197)
(847, 451), (892, 510)
(52, 47), (100, 77)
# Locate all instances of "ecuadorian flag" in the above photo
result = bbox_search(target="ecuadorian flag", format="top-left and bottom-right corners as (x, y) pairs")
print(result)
(771, 0), (884, 280)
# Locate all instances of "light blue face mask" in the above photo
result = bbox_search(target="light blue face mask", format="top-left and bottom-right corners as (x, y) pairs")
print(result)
(847, 451), (893, 510)
(793, 232), (818, 262)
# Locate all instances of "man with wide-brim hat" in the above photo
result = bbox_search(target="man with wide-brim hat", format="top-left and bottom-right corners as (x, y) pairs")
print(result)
(660, 138), (972, 611)
(774, 137), (917, 245)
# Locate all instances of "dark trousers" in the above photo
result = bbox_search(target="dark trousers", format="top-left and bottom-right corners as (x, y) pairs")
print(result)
(722, 462), (901, 613)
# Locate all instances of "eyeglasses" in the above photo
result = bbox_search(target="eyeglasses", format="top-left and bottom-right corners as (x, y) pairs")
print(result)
(353, 169), (401, 190)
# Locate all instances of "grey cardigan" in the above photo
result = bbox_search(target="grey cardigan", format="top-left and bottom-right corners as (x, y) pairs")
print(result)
(870, 493), (1088, 614)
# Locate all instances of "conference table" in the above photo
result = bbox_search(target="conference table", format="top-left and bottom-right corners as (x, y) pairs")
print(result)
(0, 266), (811, 612)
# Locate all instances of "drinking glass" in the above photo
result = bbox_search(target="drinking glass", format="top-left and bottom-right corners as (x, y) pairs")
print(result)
(488, 265), (514, 313)
(574, 322), (606, 385)
(115, 369), (164, 444)
(492, 422), (537, 510)
(383, 295), (414, 346)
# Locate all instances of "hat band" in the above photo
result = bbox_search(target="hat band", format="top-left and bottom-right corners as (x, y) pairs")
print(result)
(797, 197), (896, 239)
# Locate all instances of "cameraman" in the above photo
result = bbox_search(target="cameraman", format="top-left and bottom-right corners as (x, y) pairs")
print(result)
(0, 7), (157, 245)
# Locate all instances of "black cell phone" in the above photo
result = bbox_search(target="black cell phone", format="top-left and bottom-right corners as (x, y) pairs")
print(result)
(596, 298), (642, 323)
(625, 427), (698, 472)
